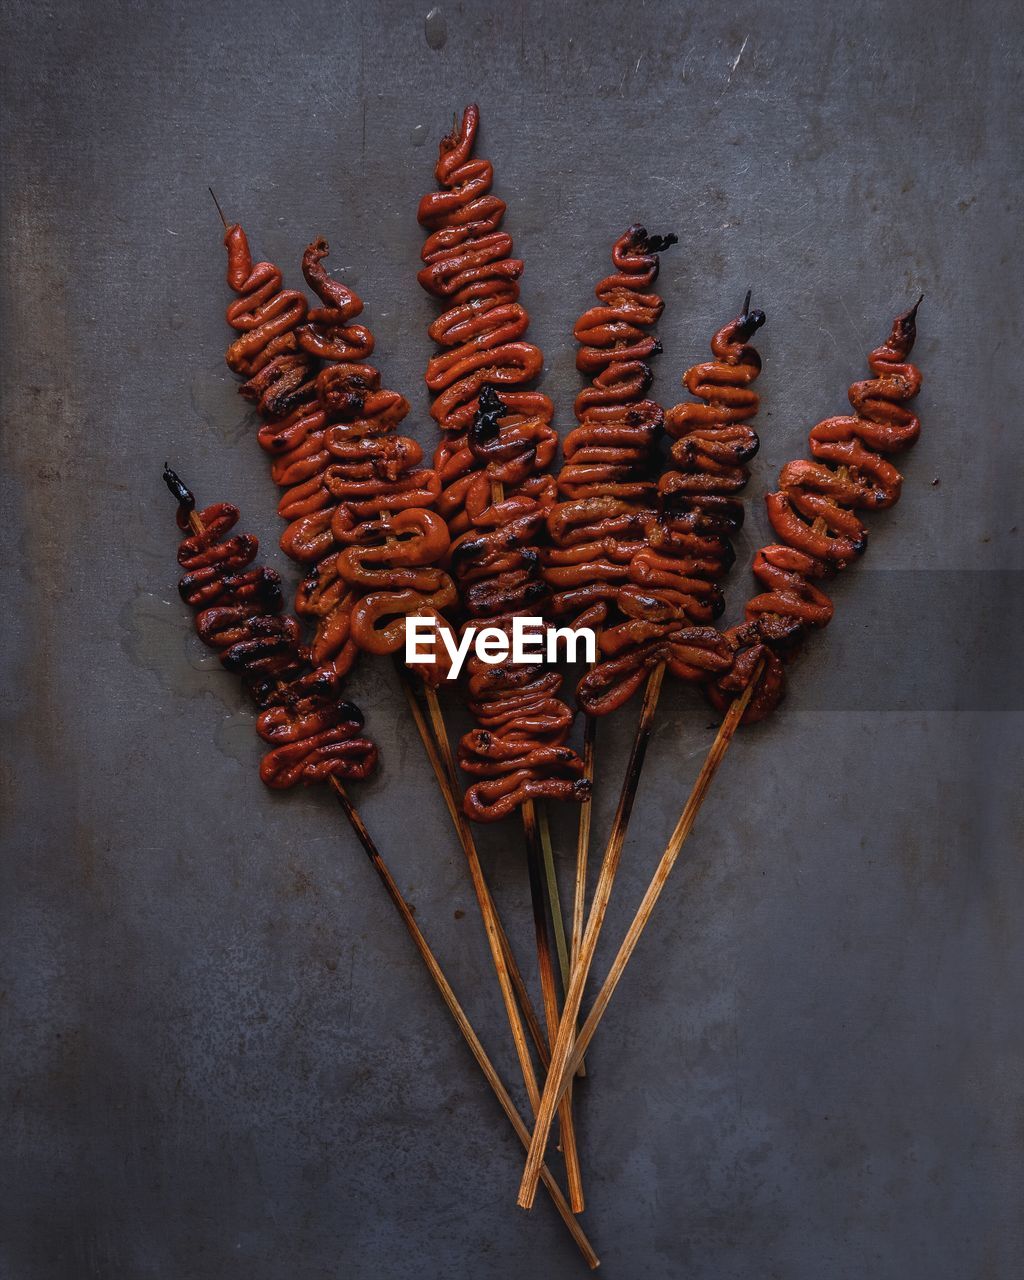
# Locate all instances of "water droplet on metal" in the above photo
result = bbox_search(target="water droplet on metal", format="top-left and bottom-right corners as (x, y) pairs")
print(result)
(411, 123), (427, 146)
(214, 713), (259, 767)
(122, 593), (177, 670)
(120, 593), (238, 709)
(185, 630), (221, 673)
(424, 6), (446, 49)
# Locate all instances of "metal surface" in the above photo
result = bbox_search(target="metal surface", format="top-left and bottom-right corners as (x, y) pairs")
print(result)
(2, 0), (1022, 1276)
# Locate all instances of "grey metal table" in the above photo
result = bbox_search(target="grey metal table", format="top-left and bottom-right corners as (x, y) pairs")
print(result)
(2, 1), (1022, 1276)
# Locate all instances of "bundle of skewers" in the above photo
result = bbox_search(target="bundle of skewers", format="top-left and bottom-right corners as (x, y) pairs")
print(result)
(213, 185), (590, 1233)
(157, 102), (924, 1261)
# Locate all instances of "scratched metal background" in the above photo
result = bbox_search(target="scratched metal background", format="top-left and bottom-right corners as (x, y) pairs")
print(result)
(2, 0), (1022, 1276)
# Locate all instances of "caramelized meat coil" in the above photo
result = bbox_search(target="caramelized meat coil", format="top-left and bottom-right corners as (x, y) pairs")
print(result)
(659, 291), (766, 571)
(222, 226), (315, 420)
(451, 390), (590, 823)
(174, 500), (304, 703)
(164, 467), (377, 788)
(562, 225), (678, 501)
(255, 694), (378, 789)
(417, 103), (559, 543)
(417, 107), (587, 820)
(459, 613), (590, 822)
(709, 299), (923, 723)
(220, 227), (456, 685)
(576, 298), (767, 715)
(542, 226), (675, 638)
(417, 103), (552, 435)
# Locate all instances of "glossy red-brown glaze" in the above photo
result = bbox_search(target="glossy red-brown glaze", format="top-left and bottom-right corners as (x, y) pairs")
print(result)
(221, 228), (457, 687)
(169, 481), (377, 788)
(418, 106), (587, 821)
(709, 301), (923, 723)
(576, 301), (767, 715)
(540, 226), (673, 640)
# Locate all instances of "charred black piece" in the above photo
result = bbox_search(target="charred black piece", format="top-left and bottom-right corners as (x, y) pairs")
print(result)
(470, 382), (508, 444)
(736, 291), (767, 342)
(628, 225), (679, 256)
(163, 464), (196, 515)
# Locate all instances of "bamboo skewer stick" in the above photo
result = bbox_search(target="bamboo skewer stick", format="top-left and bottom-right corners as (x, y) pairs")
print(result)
(486, 474), (572, 968)
(412, 672), (547, 1118)
(377, 509), (551, 1091)
(179, 495), (596, 1258)
(538, 805), (571, 992)
(564, 668), (760, 1078)
(394, 662), (548, 1064)
(474, 471), (585, 1208)
(416, 680), (582, 1212)
(328, 779), (598, 1264)
(523, 801), (585, 1212)
(572, 710), (596, 981)
(568, 674), (599, 1081)
(411, 665), (592, 1212)
(517, 670), (760, 1198)
(517, 661), (665, 1207)
(402, 618), (586, 1211)
(481, 472), (578, 1026)
(537, 810), (580, 1086)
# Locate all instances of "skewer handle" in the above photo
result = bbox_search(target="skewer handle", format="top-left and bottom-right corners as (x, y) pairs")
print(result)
(538, 805), (571, 992)
(517, 662), (665, 1208)
(572, 711), (596, 975)
(417, 677), (546, 1113)
(570, 711), (597, 1078)
(560, 667), (760, 1085)
(523, 801), (586, 1212)
(396, 663), (551, 1067)
(330, 780), (598, 1266)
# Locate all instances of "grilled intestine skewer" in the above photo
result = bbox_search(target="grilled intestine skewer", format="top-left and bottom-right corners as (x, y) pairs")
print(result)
(522, 297), (768, 1167)
(165, 466), (378, 786)
(222, 221), (456, 685)
(518, 300), (923, 1209)
(575, 295), (766, 717)
(447, 388), (590, 822)
(215, 210), (563, 1161)
(568, 296), (766, 937)
(541, 223), (675, 994)
(458, 390), (587, 1211)
(162, 469), (597, 1266)
(707, 297), (923, 721)
(417, 105), (588, 1210)
(417, 105), (589, 822)
(563, 297), (766, 928)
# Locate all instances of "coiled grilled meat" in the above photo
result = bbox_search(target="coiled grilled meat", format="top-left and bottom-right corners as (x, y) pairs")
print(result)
(708, 300), (923, 722)
(165, 467), (377, 788)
